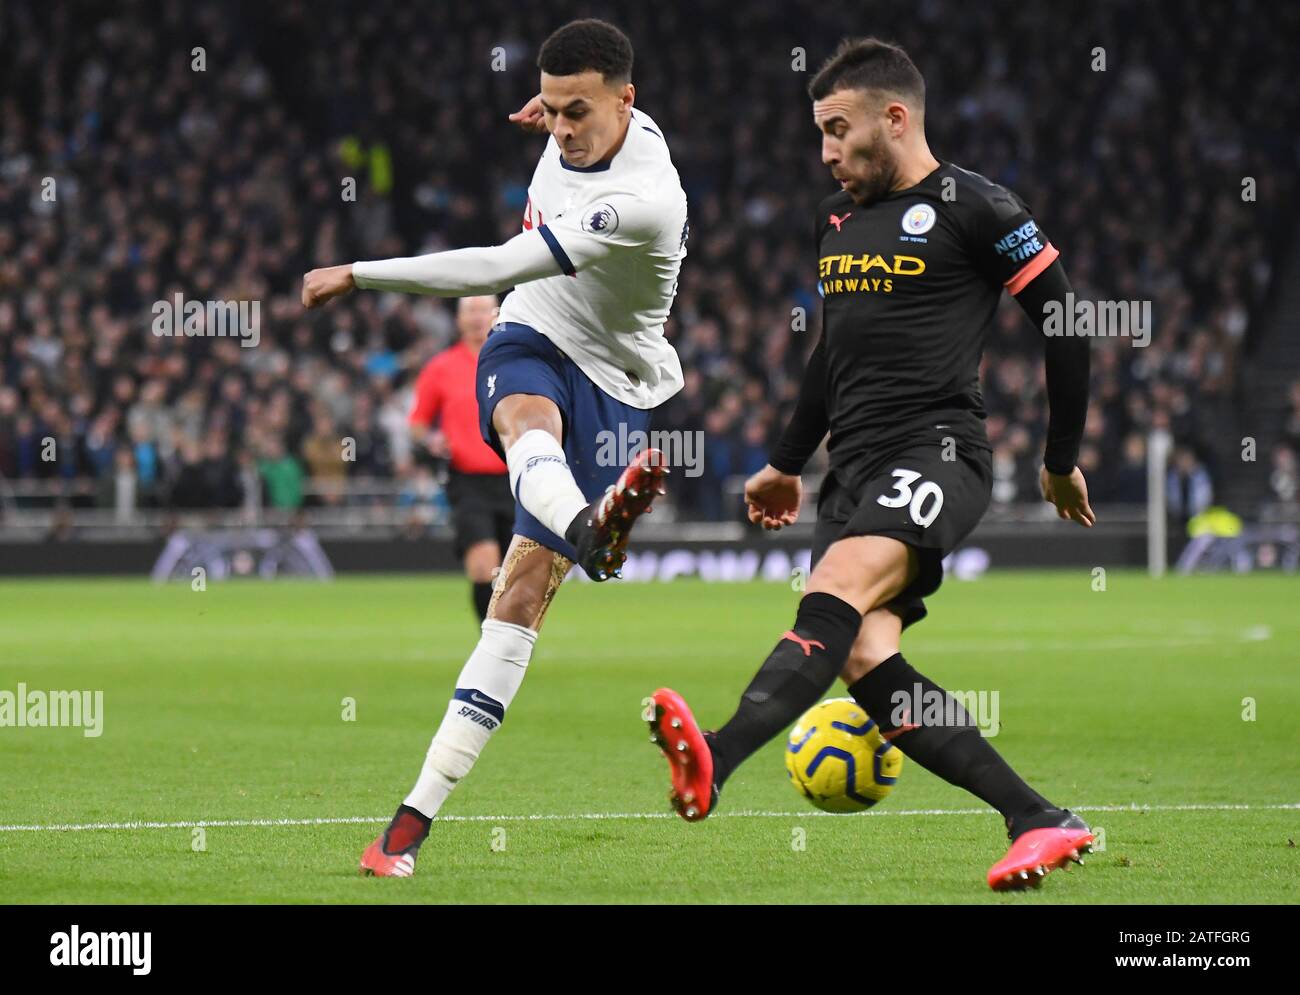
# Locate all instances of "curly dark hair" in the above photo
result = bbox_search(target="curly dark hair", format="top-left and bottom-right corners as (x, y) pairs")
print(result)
(537, 18), (633, 83)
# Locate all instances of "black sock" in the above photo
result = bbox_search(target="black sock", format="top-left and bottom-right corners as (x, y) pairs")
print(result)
(563, 504), (592, 548)
(846, 653), (1052, 822)
(384, 803), (432, 854)
(708, 592), (862, 789)
(472, 581), (493, 621)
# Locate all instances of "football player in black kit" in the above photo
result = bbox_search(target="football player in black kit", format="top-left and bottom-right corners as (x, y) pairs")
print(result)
(649, 38), (1098, 890)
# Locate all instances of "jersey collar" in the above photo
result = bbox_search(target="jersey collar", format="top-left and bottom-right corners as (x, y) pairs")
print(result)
(881, 159), (946, 201)
(559, 155), (613, 173)
(557, 114), (640, 173)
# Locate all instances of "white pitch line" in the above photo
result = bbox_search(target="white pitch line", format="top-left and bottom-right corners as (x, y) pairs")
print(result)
(0, 802), (1296, 833)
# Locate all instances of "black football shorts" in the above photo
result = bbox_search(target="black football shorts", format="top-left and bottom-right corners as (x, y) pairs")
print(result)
(446, 471), (516, 559)
(811, 438), (992, 629)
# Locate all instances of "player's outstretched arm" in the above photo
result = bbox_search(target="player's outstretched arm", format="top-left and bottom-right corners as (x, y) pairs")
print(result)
(302, 230), (566, 308)
(1012, 257), (1096, 527)
(301, 264), (356, 309)
(749, 332), (830, 529)
(302, 190), (664, 309)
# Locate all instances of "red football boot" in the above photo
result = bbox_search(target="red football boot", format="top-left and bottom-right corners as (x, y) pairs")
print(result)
(648, 687), (717, 821)
(569, 448), (669, 581)
(987, 808), (1094, 890)
(359, 806), (430, 878)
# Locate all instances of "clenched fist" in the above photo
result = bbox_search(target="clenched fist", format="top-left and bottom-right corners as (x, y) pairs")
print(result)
(302, 264), (356, 310)
(507, 93), (548, 134)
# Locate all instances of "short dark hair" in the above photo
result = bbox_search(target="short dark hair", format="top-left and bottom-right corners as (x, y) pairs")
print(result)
(808, 37), (925, 109)
(537, 19), (633, 84)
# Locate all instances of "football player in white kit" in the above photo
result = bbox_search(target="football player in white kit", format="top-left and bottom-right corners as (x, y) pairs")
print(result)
(302, 18), (688, 876)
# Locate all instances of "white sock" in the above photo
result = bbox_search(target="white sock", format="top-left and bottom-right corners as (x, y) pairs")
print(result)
(404, 619), (537, 819)
(505, 428), (589, 539)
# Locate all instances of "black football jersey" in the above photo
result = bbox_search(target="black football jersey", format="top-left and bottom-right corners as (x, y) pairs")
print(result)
(812, 161), (1059, 470)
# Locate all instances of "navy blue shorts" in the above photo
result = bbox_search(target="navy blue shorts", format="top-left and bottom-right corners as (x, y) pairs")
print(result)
(476, 322), (653, 561)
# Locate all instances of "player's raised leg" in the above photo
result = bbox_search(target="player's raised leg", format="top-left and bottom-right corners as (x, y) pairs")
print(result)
(360, 534), (571, 877)
(493, 392), (667, 581)
(837, 608), (1093, 890)
(650, 534), (913, 821)
(494, 393), (588, 553)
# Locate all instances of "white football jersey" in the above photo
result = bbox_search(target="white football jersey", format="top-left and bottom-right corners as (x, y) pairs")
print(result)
(498, 108), (688, 409)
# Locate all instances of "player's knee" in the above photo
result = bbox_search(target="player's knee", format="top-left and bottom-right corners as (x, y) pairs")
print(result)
(839, 640), (897, 685)
(809, 536), (916, 614)
(464, 541), (501, 583)
(466, 563), (498, 585)
(806, 557), (865, 607)
(838, 607), (903, 685)
(493, 394), (561, 451)
(807, 566), (892, 614)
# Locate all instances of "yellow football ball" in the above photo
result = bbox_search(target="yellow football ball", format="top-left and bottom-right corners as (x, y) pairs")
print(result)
(785, 698), (903, 812)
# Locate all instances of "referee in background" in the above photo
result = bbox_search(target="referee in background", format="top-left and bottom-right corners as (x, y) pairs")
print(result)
(410, 295), (514, 620)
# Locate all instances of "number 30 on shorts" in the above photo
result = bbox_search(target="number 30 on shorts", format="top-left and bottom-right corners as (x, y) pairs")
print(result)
(876, 468), (944, 527)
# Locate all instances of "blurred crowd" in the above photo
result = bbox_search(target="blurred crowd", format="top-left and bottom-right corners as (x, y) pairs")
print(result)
(1272, 380), (1300, 504)
(1, 0), (1298, 522)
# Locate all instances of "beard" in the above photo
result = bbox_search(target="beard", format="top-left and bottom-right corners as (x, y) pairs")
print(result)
(842, 126), (900, 206)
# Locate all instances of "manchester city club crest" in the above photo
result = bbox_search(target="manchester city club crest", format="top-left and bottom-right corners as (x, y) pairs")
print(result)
(901, 202), (937, 235)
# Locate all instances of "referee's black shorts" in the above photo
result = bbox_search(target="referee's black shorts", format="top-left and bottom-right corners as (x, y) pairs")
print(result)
(445, 471), (515, 559)
(811, 437), (992, 630)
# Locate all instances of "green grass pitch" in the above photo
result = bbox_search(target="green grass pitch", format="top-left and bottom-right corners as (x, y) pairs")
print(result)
(0, 571), (1295, 904)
